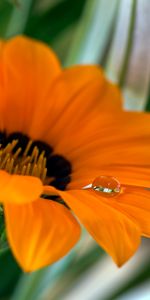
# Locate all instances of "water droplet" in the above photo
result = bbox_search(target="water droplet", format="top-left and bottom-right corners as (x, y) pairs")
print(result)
(92, 176), (121, 197)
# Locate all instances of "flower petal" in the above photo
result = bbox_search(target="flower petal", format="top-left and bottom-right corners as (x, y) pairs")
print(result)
(61, 111), (150, 170)
(0, 35), (61, 134)
(0, 171), (43, 204)
(39, 65), (122, 147)
(97, 165), (150, 188)
(116, 187), (150, 238)
(4, 199), (81, 272)
(45, 186), (141, 266)
(71, 165), (150, 189)
(62, 66), (122, 112)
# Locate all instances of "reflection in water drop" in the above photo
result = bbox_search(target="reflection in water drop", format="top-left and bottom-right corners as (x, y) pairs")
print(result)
(92, 175), (121, 197)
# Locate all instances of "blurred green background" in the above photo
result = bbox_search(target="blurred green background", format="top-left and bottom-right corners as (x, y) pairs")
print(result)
(0, 0), (150, 299)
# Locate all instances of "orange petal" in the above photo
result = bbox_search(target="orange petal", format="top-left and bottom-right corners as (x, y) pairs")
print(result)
(0, 35), (61, 134)
(4, 199), (81, 272)
(115, 187), (150, 238)
(62, 66), (122, 112)
(0, 171), (43, 204)
(63, 111), (150, 169)
(99, 165), (150, 188)
(45, 186), (141, 266)
(68, 165), (150, 193)
(76, 165), (150, 189)
(41, 65), (122, 147)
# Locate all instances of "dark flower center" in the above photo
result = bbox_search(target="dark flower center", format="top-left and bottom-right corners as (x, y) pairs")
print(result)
(0, 132), (72, 193)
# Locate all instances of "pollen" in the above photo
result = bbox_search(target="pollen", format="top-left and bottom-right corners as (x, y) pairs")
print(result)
(0, 139), (47, 183)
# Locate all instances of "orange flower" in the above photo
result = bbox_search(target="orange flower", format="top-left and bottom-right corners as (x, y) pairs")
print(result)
(0, 36), (150, 272)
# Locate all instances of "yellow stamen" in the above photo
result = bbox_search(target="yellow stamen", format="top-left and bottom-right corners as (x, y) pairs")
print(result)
(13, 147), (22, 159)
(23, 140), (33, 157)
(26, 163), (31, 175)
(0, 139), (47, 183)
(20, 156), (31, 166)
(5, 158), (11, 172)
(9, 158), (15, 173)
(33, 147), (39, 163)
(21, 165), (27, 175)
(13, 164), (19, 174)
(41, 168), (47, 183)
(3, 140), (18, 154)
(0, 153), (10, 168)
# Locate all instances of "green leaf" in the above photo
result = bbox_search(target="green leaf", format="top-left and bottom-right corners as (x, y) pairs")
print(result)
(0, 209), (8, 253)
(0, 1), (13, 37)
(106, 0), (136, 85)
(107, 258), (150, 300)
(5, 0), (35, 38)
(7, 0), (20, 7)
(106, 0), (150, 111)
(48, 245), (104, 300)
(145, 89), (150, 111)
(24, 0), (86, 43)
(65, 0), (120, 65)
(0, 249), (21, 298)
(0, 210), (21, 297)
(123, 0), (150, 111)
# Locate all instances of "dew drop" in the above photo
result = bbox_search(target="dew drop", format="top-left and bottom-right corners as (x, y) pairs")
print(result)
(92, 175), (121, 197)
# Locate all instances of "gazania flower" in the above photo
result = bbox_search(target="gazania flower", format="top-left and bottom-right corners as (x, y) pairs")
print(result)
(0, 36), (150, 272)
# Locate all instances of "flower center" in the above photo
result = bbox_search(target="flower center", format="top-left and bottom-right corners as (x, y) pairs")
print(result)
(0, 139), (48, 183)
(0, 132), (72, 191)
